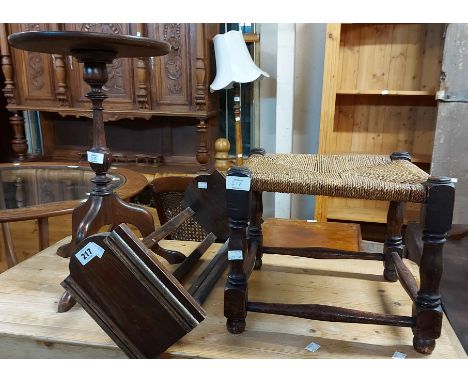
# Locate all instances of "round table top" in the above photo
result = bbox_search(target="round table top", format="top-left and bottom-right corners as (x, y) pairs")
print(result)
(8, 31), (171, 60)
(0, 162), (149, 222)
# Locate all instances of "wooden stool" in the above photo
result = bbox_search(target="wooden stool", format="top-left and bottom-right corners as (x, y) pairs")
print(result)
(224, 150), (455, 355)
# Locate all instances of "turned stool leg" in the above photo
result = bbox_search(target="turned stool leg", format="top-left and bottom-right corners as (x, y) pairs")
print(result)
(412, 176), (455, 355)
(248, 148), (266, 271)
(224, 166), (251, 334)
(383, 201), (404, 282)
(383, 152), (412, 281)
(249, 190), (264, 270)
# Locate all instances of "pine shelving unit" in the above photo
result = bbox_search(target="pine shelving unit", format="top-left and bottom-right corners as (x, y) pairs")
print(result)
(316, 23), (445, 224)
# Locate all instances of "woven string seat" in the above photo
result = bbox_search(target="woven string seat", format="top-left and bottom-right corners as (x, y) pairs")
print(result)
(244, 153), (429, 203)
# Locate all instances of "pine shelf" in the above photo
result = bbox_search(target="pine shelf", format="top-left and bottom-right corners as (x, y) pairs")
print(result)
(336, 90), (436, 97)
(327, 199), (421, 225)
(316, 23), (445, 224)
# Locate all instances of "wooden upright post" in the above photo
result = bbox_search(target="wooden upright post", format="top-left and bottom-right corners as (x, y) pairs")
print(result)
(248, 148), (266, 270)
(315, 23), (341, 222)
(383, 152), (411, 281)
(196, 119), (209, 173)
(412, 176), (455, 354)
(224, 166), (251, 334)
(233, 83), (243, 166)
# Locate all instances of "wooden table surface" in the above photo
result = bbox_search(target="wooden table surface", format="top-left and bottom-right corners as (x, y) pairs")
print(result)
(0, 162), (151, 270)
(0, 163), (149, 222)
(0, 237), (465, 359)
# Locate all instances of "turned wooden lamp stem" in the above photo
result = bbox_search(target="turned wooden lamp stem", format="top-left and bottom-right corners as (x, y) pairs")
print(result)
(233, 83), (243, 166)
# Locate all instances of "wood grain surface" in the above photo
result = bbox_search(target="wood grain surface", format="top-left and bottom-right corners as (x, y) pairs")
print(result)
(0, 234), (465, 358)
(263, 218), (363, 251)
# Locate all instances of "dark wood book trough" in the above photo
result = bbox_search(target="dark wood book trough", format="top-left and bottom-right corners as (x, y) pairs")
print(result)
(61, 223), (208, 359)
(61, 171), (230, 358)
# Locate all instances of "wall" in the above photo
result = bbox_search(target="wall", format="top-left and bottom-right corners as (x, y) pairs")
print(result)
(257, 23), (278, 218)
(291, 23), (326, 220)
(257, 23), (326, 219)
(431, 23), (468, 225)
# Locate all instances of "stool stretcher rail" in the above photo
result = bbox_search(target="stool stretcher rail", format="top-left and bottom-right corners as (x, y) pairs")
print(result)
(247, 302), (415, 327)
(263, 246), (384, 261)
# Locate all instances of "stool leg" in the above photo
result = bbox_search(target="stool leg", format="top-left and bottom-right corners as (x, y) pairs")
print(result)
(412, 176), (455, 355)
(384, 151), (412, 281)
(248, 148), (266, 270)
(383, 201), (404, 282)
(224, 167), (251, 334)
(249, 191), (264, 270)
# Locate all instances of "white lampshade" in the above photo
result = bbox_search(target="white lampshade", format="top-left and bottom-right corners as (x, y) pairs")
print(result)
(210, 30), (269, 92)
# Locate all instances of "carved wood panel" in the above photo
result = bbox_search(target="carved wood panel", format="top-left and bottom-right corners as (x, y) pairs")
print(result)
(149, 23), (191, 106)
(65, 23), (136, 109)
(3, 23), (220, 169)
(11, 23), (56, 103)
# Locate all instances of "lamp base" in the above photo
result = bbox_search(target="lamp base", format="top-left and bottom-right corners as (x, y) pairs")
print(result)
(214, 138), (234, 171)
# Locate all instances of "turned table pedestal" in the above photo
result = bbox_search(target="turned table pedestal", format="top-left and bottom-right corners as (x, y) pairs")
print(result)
(7, 31), (173, 312)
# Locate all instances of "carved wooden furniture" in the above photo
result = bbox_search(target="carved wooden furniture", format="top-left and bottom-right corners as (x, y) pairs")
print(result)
(317, 23), (446, 224)
(224, 150), (455, 355)
(0, 23), (219, 172)
(0, 162), (146, 269)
